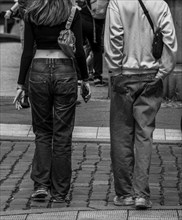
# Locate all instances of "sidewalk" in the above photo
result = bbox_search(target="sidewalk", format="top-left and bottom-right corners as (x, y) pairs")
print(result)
(0, 42), (182, 219)
(1, 93), (182, 220)
(0, 96), (182, 142)
(0, 140), (182, 219)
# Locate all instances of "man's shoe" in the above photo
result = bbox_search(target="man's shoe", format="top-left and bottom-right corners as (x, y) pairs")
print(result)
(31, 187), (48, 199)
(135, 197), (152, 209)
(113, 196), (134, 206)
(76, 100), (81, 105)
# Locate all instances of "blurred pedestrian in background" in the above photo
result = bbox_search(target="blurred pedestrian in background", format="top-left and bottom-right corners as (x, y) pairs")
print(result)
(76, 0), (106, 86)
(4, 0), (30, 108)
(104, 0), (177, 209)
(13, 0), (91, 203)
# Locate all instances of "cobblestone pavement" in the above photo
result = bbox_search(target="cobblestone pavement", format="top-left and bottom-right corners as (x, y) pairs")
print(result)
(0, 141), (181, 212)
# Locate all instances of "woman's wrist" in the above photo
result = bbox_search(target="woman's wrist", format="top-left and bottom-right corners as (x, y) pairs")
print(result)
(16, 84), (23, 90)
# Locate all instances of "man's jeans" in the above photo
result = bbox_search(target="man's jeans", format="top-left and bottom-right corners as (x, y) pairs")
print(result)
(29, 58), (77, 198)
(110, 73), (163, 199)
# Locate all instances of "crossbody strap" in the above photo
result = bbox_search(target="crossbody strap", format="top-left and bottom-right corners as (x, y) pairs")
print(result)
(84, 0), (97, 43)
(138, 0), (154, 33)
(66, 6), (77, 30)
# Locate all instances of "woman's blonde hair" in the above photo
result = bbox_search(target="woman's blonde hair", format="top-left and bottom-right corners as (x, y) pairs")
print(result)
(25, 0), (73, 26)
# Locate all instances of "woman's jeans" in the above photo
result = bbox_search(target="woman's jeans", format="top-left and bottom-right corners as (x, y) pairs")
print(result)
(29, 58), (77, 198)
(110, 73), (163, 199)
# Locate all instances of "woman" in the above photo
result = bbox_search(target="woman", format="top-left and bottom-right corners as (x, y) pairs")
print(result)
(13, 0), (91, 203)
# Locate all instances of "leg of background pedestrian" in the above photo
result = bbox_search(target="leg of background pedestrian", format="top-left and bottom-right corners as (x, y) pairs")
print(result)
(82, 18), (105, 86)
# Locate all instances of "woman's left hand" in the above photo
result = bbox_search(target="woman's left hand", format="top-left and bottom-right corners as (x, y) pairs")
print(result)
(80, 81), (91, 103)
(13, 88), (24, 110)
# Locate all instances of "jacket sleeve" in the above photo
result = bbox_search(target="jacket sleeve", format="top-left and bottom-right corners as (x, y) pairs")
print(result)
(157, 3), (178, 79)
(104, 0), (124, 75)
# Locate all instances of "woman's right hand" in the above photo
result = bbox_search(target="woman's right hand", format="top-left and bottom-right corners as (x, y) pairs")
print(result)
(4, 10), (12, 19)
(13, 88), (24, 110)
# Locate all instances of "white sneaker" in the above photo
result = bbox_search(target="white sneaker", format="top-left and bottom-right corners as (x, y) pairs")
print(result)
(135, 197), (152, 209)
(113, 196), (134, 206)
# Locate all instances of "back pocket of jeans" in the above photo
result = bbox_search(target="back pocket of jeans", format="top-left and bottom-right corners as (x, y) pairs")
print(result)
(55, 81), (77, 105)
(112, 75), (127, 94)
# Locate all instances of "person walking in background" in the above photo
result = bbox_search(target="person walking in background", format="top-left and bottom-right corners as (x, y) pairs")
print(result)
(4, 0), (19, 20)
(13, 0), (91, 203)
(76, 0), (106, 86)
(104, 0), (177, 209)
(4, 0), (30, 108)
(4, 1), (19, 34)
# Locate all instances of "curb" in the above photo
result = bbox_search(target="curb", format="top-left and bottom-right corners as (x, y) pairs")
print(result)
(1, 206), (182, 217)
(0, 136), (182, 144)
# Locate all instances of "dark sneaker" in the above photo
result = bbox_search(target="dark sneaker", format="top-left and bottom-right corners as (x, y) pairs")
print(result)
(51, 196), (66, 203)
(94, 78), (107, 87)
(78, 80), (82, 86)
(88, 72), (94, 81)
(113, 196), (134, 206)
(76, 100), (81, 106)
(31, 187), (48, 199)
(20, 95), (30, 108)
(135, 197), (152, 209)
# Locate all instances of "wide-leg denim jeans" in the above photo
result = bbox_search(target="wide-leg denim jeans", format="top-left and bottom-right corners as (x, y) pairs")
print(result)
(28, 58), (77, 198)
(110, 73), (163, 199)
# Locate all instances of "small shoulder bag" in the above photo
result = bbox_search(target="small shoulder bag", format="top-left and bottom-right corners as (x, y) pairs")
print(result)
(58, 7), (76, 58)
(138, 0), (163, 60)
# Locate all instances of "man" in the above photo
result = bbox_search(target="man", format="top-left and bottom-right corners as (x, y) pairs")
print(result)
(104, 0), (177, 209)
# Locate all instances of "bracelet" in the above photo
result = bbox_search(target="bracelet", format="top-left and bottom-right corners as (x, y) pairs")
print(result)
(9, 9), (14, 14)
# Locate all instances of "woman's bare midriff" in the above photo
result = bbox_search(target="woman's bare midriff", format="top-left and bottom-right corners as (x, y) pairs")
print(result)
(34, 49), (69, 59)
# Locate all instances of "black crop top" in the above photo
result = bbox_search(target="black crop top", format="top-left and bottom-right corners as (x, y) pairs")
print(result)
(18, 9), (88, 85)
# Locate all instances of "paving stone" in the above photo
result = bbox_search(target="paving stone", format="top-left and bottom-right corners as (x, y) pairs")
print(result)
(90, 194), (107, 200)
(128, 210), (179, 220)
(78, 210), (127, 220)
(27, 211), (78, 220)
(0, 215), (27, 220)
(69, 201), (87, 207)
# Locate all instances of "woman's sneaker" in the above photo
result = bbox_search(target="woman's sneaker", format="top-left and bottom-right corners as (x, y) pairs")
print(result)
(113, 196), (134, 206)
(51, 196), (68, 203)
(31, 187), (48, 199)
(135, 197), (152, 209)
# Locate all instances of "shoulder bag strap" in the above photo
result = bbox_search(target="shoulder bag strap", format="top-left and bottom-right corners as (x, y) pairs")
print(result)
(84, 0), (97, 43)
(138, 0), (154, 33)
(66, 6), (77, 30)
